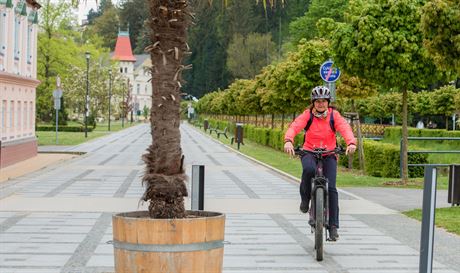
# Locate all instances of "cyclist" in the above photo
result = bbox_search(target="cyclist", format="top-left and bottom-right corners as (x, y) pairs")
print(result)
(283, 86), (356, 241)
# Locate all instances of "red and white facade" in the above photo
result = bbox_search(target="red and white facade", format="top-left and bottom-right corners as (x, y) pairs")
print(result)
(112, 29), (152, 119)
(0, 0), (41, 168)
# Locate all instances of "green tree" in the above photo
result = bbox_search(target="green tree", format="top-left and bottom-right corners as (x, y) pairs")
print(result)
(87, 5), (119, 50)
(227, 33), (276, 79)
(289, 0), (348, 44)
(420, 0), (460, 86)
(335, 73), (379, 113)
(36, 0), (78, 122)
(429, 85), (460, 128)
(331, 0), (440, 183)
(183, 1), (231, 98)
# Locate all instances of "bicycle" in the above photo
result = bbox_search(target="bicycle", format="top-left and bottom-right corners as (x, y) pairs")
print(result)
(294, 146), (344, 261)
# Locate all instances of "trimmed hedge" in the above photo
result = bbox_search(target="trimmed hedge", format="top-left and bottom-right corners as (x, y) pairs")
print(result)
(196, 118), (429, 178)
(36, 126), (93, 132)
(384, 127), (460, 143)
(339, 140), (427, 178)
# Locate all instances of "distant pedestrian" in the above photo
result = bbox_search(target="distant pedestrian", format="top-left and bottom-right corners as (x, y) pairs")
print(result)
(416, 120), (424, 129)
(187, 103), (195, 121)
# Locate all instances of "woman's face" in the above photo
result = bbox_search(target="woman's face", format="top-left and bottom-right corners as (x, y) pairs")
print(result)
(314, 99), (329, 113)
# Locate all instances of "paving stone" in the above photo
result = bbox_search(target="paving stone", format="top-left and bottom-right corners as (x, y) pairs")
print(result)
(0, 254), (71, 266)
(224, 255), (323, 269)
(333, 255), (446, 269)
(0, 242), (79, 253)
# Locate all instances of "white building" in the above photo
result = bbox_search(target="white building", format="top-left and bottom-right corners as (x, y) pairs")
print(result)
(0, 0), (41, 168)
(112, 29), (151, 119)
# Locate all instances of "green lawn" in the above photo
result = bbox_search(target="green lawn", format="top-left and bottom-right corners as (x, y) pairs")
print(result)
(403, 207), (460, 236)
(36, 121), (138, 146)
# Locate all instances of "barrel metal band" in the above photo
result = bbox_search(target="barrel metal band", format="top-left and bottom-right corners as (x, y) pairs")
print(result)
(113, 240), (224, 252)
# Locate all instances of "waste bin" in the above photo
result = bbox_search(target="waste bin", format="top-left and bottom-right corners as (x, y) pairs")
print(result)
(233, 123), (244, 150)
(448, 164), (460, 206)
(203, 119), (209, 132)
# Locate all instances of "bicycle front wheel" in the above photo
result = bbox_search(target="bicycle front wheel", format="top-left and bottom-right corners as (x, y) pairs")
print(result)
(315, 187), (324, 261)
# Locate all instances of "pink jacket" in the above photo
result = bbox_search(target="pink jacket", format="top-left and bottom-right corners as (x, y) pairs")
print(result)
(284, 108), (356, 151)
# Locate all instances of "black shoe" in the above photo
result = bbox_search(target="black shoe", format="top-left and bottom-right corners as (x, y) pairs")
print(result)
(329, 226), (339, 241)
(300, 200), (309, 213)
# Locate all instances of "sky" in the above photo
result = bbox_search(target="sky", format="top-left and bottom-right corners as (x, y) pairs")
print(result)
(77, 0), (123, 24)
(77, 0), (99, 23)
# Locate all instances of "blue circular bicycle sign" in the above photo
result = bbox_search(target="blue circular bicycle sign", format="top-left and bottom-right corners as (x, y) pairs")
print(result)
(320, 60), (341, 82)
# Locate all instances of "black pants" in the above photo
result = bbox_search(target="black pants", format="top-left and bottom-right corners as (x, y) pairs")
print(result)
(300, 153), (339, 228)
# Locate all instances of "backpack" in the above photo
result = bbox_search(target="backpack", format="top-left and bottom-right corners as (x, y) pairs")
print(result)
(304, 108), (335, 133)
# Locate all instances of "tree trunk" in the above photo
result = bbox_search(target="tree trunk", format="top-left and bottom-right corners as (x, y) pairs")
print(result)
(142, 0), (191, 219)
(281, 113), (284, 130)
(401, 89), (409, 184)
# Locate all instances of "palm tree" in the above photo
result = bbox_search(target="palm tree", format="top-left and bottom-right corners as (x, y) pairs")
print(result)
(140, 0), (283, 219)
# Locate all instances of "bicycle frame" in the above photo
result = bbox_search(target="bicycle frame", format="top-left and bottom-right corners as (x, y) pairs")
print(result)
(311, 156), (330, 231)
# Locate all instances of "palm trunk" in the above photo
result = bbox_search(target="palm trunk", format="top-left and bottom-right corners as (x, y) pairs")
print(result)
(142, 0), (191, 219)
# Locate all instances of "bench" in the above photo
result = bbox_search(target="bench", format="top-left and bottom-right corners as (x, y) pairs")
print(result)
(208, 127), (218, 135)
(209, 127), (228, 139)
(217, 127), (228, 139)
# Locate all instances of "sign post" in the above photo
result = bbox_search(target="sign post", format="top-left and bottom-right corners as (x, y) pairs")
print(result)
(319, 59), (341, 102)
(52, 76), (63, 144)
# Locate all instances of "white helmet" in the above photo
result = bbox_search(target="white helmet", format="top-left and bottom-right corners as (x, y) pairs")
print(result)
(311, 86), (331, 102)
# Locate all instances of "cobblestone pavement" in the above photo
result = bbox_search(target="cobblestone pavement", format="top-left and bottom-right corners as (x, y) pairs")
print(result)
(0, 123), (458, 273)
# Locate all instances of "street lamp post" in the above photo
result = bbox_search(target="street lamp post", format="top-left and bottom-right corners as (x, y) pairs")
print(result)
(122, 79), (125, 128)
(108, 69), (112, 131)
(85, 51), (91, 138)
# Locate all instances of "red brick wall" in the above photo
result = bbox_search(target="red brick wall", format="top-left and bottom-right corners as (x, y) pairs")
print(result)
(0, 139), (37, 168)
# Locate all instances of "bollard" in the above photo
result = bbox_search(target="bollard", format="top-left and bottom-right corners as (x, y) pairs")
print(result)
(191, 165), (205, 210)
(448, 165), (460, 206)
(419, 166), (437, 273)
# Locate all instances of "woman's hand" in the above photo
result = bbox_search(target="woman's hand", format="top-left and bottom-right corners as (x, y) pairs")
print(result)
(346, 144), (357, 155)
(284, 141), (295, 157)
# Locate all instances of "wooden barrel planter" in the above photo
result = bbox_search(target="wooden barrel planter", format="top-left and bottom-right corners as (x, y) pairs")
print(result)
(112, 210), (225, 273)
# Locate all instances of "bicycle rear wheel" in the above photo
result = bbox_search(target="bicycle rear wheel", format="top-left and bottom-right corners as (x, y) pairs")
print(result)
(315, 187), (324, 261)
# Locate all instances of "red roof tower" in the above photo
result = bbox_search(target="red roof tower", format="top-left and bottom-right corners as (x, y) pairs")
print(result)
(112, 28), (136, 62)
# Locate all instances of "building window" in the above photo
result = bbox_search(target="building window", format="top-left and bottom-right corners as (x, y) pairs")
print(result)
(1, 100), (6, 134)
(26, 23), (32, 63)
(24, 100), (28, 130)
(13, 16), (20, 60)
(9, 100), (13, 129)
(27, 10), (36, 64)
(137, 84), (140, 94)
(17, 101), (21, 130)
(144, 85), (148, 94)
(29, 101), (33, 129)
(0, 11), (6, 57)
(124, 67), (127, 73)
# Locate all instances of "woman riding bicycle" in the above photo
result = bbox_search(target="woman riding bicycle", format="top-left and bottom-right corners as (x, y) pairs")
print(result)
(283, 86), (356, 241)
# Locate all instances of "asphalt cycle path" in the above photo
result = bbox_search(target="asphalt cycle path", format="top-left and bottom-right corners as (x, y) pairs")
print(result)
(0, 122), (458, 273)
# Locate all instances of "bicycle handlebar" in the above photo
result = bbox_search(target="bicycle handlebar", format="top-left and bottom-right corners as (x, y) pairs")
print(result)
(294, 146), (345, 157)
